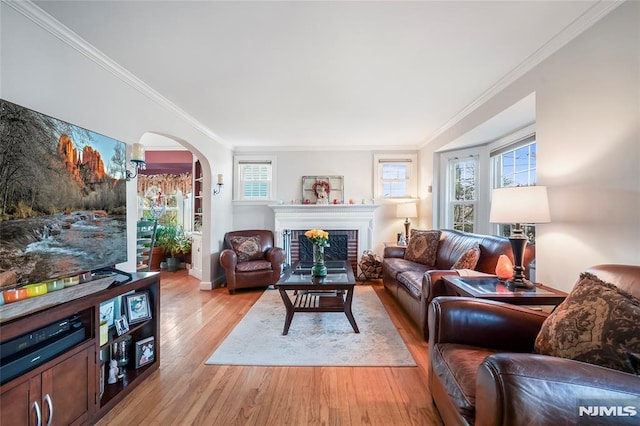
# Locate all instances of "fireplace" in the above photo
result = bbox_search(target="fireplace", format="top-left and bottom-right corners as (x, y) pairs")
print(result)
(288, 230), (358, 273)
(270, 204), (379, 275)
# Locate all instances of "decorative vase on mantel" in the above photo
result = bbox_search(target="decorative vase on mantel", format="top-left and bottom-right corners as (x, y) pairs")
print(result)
(311, 244), (328, 277)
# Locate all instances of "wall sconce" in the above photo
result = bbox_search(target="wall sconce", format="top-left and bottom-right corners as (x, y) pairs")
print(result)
(125, 143), (146, 181)
(213, 173), (224, 195)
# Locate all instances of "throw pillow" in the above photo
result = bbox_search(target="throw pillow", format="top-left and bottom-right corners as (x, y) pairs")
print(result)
(404, 230), (441, 266)
(534, 272), (640, 374)
(229, 235), (264, 263)
(451, 245), (481, 270)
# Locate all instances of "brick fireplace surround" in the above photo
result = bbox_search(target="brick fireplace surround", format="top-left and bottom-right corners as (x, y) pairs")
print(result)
(270, 204), (379, 275)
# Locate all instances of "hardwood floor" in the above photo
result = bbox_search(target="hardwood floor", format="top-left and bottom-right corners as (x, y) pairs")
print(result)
(97, 270), (443, 425)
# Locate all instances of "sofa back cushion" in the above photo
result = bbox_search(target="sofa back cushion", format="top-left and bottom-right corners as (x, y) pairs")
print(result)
(436, 229), (534, 277)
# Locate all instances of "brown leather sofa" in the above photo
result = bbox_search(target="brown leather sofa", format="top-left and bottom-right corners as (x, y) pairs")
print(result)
(219, 230), (285, 294)
(428, 264), (640, 426)
(383, 229), (534, 340)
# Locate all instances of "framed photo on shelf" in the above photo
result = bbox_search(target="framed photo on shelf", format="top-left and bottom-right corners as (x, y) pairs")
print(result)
(114, 315), (129, 336)
(135, 336), (155, 368)
(99, 299), (115, 327)
(125, 291), (152, 325)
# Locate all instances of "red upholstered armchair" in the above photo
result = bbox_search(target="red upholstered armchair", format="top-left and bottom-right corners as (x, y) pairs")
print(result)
(219, 230), (285, 294)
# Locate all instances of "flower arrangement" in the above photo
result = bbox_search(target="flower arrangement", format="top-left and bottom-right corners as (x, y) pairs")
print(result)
(304, 229), (329, 247)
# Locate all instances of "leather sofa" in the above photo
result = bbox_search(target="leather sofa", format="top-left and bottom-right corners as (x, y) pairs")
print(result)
(219, 230), (285, 294)
(382, 229), (534, 340)
(428, 264), (640, 426)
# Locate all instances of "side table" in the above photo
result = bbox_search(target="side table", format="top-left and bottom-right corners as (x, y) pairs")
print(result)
(442, 276), (567, 307)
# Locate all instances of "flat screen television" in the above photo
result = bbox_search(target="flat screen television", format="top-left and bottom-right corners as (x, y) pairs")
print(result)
(0, 99), (128, 287)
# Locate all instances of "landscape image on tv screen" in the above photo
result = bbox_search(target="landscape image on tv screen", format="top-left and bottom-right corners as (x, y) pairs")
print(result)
(0, 99), (128, 286)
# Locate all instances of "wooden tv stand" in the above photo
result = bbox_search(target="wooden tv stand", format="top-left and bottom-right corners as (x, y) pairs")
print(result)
(0, 272), (160, 425)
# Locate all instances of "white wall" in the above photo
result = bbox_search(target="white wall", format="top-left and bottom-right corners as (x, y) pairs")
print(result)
(232, 149), (419, 255)
(421, 1), (639, 291)
(1, 3), (234, 287)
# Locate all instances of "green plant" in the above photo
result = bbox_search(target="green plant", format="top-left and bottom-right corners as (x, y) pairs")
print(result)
(155, 222), (191, 258)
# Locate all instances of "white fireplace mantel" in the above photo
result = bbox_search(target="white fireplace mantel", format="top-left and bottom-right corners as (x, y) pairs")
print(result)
(270, 204), (379, 255)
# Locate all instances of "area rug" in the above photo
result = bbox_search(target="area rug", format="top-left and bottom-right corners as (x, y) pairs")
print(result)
(205, 286), (416, 367)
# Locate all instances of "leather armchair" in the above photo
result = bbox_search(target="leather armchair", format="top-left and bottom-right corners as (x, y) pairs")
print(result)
(428, 264), (640, 426)
(219, 230), (285, 294)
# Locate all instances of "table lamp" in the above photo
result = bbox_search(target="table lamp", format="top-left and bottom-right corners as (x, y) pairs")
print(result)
(489, 186), (550, 288)
(396, 202), (418, 240)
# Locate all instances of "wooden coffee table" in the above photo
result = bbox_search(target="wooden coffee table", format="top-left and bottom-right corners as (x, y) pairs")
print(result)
(275, 260), (359, 335)
(442, 276), (567, 307)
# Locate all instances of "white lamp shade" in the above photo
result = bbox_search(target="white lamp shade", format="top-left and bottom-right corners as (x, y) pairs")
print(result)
(396, 202), (418, 218)
(489, 186), (550, 224)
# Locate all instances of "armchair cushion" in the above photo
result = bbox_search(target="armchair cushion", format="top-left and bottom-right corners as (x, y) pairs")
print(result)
(535, 272), (640, 374)
(235, 260), (272, 272)
(451, 245), (480, 270)
(229, 235), (265, 262)
(404, 229), (441, 265)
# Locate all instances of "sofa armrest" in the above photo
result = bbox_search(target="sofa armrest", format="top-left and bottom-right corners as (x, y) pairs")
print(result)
(476, 353), (640, 426)
(265, 247), (286, 268)
(383, 246), (406, 259)
(428, 297), (547, 352)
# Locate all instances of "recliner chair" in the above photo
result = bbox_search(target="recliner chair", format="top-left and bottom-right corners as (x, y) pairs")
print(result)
(219, 230), (285, 294)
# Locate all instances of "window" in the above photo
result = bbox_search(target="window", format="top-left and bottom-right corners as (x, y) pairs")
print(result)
(373, 154), (417, 198)
(234, 156), (276, 201)
(449, 157), (478, 232)
(491, 136), (538, 241)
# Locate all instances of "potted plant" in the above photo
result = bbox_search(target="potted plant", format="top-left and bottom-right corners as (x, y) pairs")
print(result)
(155, 222), (191, 272)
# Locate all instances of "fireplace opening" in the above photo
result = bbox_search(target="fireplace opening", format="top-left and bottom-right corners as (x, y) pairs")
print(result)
(287, 230), (358, 273)
(299, 235), (349, 261)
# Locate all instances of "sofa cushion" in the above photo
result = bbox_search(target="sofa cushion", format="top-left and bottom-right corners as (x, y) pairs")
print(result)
(451, 245), (480, 270)
(404, 230), (441, 265)
(431, 343), (500, 422)
(534, 272), (640, 374)
(383, 257), (431, 279)
(229, 235), (265, 263)
(397, 270), (426, 299)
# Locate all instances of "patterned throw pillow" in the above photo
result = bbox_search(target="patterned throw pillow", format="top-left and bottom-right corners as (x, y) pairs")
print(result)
(229, 236), (264, 263)
(403, 230), (441, 266)
(450, 245), (481, 270)
(534, 272), (640, 374)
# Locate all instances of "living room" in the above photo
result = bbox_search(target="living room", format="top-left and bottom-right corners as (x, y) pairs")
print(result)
(1, 1), (638, 424)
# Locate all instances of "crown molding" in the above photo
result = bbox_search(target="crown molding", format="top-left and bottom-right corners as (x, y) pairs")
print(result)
(420, 0), (624, 149)
(4, 0), (232, 150)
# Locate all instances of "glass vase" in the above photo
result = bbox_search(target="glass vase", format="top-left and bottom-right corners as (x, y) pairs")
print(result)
(311, 244), (327, 277)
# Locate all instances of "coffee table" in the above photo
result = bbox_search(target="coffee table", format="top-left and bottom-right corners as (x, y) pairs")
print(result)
(442, 276), (567, 306)
(275, 260), (359, 335)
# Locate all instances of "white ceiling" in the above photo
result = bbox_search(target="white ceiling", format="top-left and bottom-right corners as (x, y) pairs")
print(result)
(34, 0), (610, 151)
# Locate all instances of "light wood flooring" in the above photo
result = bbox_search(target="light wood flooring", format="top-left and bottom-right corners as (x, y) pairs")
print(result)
(97, 270), (443, 425)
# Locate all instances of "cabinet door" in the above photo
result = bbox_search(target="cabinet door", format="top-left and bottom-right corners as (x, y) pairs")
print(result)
(189, 234), (203, 279)
(41, 347), (92, 426)
(0, 375), (41, 426)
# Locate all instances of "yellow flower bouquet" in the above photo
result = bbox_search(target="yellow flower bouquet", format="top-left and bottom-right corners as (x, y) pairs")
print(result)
(304, 229), (329, 247)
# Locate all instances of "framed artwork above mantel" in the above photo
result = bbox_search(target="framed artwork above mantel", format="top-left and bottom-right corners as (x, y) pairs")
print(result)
(302, 176), (344, 204)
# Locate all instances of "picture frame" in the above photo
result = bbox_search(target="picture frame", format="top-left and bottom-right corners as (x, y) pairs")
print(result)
(99, 299), (115, 327)
(302, 176), (344, 204)
(135, 336), (155, 368)
(114, 315), (129, 336)
(124, 291), (152, 325)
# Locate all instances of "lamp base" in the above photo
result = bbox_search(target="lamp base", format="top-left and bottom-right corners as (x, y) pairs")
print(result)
(503, 277), (535, 290)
